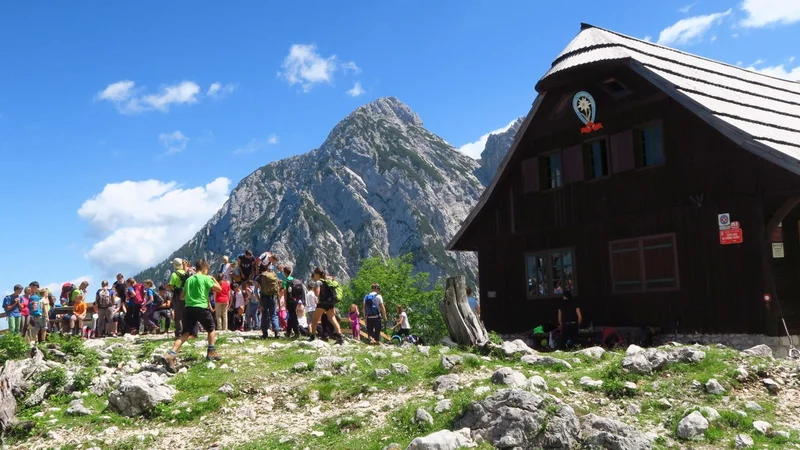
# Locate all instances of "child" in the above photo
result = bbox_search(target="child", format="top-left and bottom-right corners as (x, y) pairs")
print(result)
(349, 304), (360, 340)
(392, 305), (411, 337)
(296, 303), (309, 336)
(232, 306), (245, 331)
(64, 293), (87, 335)
(278, 291), (287, 332)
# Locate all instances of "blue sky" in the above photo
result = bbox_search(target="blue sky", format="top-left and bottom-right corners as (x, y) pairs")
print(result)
(1, 0), (799, 295)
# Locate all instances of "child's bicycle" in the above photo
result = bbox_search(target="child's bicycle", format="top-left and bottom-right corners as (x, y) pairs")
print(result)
(390, 331), (424, 346)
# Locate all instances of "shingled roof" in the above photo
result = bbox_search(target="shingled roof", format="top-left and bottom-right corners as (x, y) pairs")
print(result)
(448, 23), (800, 251)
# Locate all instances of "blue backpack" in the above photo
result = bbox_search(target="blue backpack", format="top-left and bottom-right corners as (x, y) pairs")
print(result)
(364, 293), (380, 317)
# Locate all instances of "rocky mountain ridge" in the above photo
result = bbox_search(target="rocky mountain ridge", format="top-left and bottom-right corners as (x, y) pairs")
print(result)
(137, 97), (518, 285)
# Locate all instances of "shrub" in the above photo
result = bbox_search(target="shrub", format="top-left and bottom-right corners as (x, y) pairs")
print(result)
(344, 254), (447, 343)
(33, 367), (67, 395)
(0, 334), (29, 364)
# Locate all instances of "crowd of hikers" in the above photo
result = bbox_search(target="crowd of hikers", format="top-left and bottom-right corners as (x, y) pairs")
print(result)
(3, 251), (420, 371)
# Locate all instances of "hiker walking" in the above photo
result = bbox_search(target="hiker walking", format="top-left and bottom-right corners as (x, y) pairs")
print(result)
(164, 259), (222, 372)
(363, 283), (387, 344)
(308, 268), (344, 345)
(255, 263), (281, 338)
(282, 266), (306, 338)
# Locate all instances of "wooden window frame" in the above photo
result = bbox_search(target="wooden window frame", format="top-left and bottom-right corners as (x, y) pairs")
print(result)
(525, 247), (577, 299)
(540, 150), (564, 191)
(633, 120), (665, 170)
(609, 233), (680, 294)
(583, 136), (611, 181)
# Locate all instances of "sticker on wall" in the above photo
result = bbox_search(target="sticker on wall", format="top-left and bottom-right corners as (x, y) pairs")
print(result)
(572, 91), (604, 134)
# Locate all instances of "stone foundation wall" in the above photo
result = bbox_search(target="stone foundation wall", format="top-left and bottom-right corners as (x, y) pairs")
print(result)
(654, 333), (800, 358)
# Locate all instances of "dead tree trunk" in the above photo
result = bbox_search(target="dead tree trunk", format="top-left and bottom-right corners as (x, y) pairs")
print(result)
(439, 275), (488, 346)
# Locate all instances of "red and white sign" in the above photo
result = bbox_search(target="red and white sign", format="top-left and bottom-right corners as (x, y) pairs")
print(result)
(731, 221), (740, 229)
(720, 228), (743, 245)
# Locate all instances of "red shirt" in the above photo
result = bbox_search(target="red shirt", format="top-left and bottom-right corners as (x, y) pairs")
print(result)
(216, 281), (230, 303)
(20, 296), (30, 316)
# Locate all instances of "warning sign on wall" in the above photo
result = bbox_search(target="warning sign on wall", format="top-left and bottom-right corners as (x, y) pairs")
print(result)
(720, 228), (743, 245)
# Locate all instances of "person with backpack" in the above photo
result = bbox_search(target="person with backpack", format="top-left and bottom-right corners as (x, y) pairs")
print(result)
(282, 266), (306, 339)
(238, 250), (257, 282)
(70, 281), (89, 306)
(363, 283), (387, 345)
(308, 267), (344, 345)
(167, 258), (195, 338)
(94, 280), (114, 338)
(255, 263), (281, 338)
(3, 285), (24, 335)
(153, 285), (172, 334)
(123, 278), (144, 334)
(163, 259), (222, 372)
(141, 280), (162, 334)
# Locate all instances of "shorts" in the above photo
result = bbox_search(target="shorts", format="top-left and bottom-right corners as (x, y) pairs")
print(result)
(182, 307), (215, 334)
(316, 302), (335, 311)
(31, 316), (44, 329)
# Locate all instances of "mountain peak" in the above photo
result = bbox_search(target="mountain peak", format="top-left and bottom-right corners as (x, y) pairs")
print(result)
(355, 97), (423, 128)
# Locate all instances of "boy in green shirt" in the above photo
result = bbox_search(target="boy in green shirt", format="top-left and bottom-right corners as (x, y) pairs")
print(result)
(163, 259), (222, 373)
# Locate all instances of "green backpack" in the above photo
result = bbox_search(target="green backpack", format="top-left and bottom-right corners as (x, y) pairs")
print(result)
(320, 279), (342, 304)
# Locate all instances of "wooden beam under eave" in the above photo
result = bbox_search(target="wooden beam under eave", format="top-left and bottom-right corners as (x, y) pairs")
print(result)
(765, 196), (800, 241)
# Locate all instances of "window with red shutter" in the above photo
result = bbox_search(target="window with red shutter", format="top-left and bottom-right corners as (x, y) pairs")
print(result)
(609, 233), (679, 293)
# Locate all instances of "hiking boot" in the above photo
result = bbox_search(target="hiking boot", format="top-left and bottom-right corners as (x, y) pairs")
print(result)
(163, 353), (178, 374)
(206, 349), (222, 361)
(308, 334), (316, 342)
(334, 334), (344, 345)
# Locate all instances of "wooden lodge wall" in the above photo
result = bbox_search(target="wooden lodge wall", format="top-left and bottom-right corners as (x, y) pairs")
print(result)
(459, 65), (800, 335)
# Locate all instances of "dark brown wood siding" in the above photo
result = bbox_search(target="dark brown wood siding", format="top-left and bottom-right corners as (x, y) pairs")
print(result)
(471, 64), (800, 335)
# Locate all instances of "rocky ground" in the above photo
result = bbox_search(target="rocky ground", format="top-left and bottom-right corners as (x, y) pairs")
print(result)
(3, 332), (800, 450)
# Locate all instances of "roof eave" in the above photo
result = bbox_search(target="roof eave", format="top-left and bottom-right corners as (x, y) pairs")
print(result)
(447, 93), (546, 252)
(628, 61), (800, 177)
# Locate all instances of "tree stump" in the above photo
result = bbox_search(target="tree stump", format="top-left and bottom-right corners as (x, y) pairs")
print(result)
(439, 275), (488, 346)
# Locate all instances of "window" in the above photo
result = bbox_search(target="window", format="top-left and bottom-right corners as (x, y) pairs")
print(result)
(526, 248), (575, 298)
(602, 78), (631, 98)
(583, 139), (609, 179)
(635, 123), (664, 167)
(610, 234), (679, 293)
(543, 152), (563, 189)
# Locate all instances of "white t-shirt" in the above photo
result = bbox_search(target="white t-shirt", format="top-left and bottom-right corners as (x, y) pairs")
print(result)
(221, 264), (232, 282)
(233, 291), (246, 309)
(364, 292), (384, 317)
(305, 291), (317, 312)
(400, 311), (410, 329)
(297, 314), (308, 328)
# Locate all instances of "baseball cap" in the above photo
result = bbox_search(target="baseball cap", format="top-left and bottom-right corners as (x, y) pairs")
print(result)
(172, 258), (183, 269)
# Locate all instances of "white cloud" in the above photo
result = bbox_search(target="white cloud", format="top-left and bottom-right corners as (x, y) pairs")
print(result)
(97, 80), (202, 113)
(752, 59), (765, 66)
(746, 64), (800, 81)
(656, 9), (732, 46)
(740, 0), (800, 27)
(77, 178), (231, 274)
(710, 35), (717, 42)
(98, 80), (135, 102)
(643, 35), (653, 42)
(341, 61), (361, 74)
(678, 3), (695, 13)
(347, 82), (365, 97)
(458, 119), (520, 160)
(233, 136), (279, 154)
(159, 131), (190, 155)
(207, 82), (237, 99)
(279, 44), (360, 93)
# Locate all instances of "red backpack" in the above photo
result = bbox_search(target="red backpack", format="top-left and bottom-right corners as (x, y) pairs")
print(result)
(133, 283), (146, 305)
(60, 283), (75, 305)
